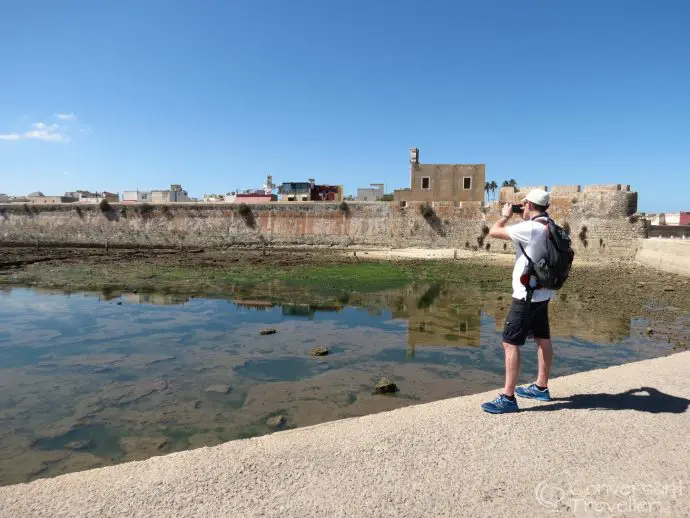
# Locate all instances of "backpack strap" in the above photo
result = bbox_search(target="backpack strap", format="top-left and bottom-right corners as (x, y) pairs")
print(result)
(518, 242), (533, 264)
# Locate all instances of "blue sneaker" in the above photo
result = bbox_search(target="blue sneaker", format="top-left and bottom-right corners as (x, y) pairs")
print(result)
(515, 383), (551, 401)
(481, 394), (519, 414)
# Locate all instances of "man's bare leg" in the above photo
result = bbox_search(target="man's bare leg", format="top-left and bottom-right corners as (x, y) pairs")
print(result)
(502, 342), (520, 396)
(535, 338), (553, 387)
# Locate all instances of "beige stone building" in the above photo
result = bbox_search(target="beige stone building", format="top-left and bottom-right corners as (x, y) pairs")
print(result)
(394, 148), (485, 204)
(151, 184), (189, 203)
(26, 192), (77, 204)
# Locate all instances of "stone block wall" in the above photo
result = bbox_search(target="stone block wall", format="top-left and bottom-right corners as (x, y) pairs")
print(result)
(516, 185), (547, 193)
(499, 185), (638, 218)
(550, 185), (580, 194)
(0, 199), (647, 259)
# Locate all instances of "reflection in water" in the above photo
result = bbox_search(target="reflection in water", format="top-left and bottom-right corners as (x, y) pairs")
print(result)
(389, 284), (483, 354)
(0, 283), (673, 486)
(123, 293), (191, 305)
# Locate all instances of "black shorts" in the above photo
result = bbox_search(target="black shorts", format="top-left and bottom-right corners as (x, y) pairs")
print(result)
(502, 298), (551, 346)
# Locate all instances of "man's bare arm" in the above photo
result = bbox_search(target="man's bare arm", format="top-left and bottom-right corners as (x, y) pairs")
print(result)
(488, 203), (513, 241)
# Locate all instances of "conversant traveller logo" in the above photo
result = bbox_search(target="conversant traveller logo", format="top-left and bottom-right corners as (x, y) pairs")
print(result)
(534, 470), (685, 514)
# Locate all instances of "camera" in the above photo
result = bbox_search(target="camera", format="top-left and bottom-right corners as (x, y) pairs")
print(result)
(511, 204), (523, 214)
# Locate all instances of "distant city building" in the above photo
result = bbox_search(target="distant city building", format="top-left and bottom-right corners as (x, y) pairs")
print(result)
(0, 193), (9, 203)
(263, 174), (275, 193)
(394, 148), (485, 204)
(64, 190), (95, 200)
(100, 192), (119, 203)
(26, 192), (77, 204)
(651, 212), (690, 226)
(151, 184), (189, 203)
(203, 194), (226, 203)
(234, 193), (276, 203)
(221, 174), (277, 203)
(311, 184), (344, 202)
(122, 190), (152, 203)
(278, 181), (313, 202)
(356, 183), (384, 201)
(278, 180), (343, 202)
(64, 190), (119, 203)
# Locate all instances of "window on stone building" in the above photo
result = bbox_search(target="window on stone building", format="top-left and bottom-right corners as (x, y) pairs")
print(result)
(421, 177), (431, 190)
(463, 177), (472, 190)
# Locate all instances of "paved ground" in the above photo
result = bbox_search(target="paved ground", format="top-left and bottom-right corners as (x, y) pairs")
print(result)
(2, 352), (689, 518)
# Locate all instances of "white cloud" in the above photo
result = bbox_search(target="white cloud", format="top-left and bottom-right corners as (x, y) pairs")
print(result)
(56, 112), (77, 120)
(0, 121), (71, 142)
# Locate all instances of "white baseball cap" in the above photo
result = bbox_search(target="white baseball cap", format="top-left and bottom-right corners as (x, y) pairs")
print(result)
(523, 188), (550, 207)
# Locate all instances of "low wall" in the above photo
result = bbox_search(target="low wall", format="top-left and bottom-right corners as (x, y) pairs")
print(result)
(0, 201), (647, 258)
(649, 225), (690, 239)
(636, 238), (690, 277)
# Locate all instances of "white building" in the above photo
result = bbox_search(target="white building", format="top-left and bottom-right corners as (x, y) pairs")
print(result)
(0, 194), (9, 203)
(122, 190), (152, 203)
(356, 183), (385, 201)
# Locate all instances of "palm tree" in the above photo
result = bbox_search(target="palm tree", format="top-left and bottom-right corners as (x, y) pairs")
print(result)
(484, 182), (491, 202)
(501, 179), (518, 189)
(489, 181), (498, 200)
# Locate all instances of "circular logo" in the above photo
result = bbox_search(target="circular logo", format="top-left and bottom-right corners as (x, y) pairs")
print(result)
(535, 480), (566, 509)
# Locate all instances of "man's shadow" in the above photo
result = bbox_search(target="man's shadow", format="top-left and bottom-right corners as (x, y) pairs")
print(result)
(522, 387), (689, 414)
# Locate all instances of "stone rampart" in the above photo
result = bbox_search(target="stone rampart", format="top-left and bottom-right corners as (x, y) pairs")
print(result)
(0, 199), (647, 258)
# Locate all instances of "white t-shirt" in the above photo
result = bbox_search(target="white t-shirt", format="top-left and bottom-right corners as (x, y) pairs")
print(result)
(507, 218), (552, 302)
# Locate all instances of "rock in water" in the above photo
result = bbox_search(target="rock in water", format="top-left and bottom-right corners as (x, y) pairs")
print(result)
(260, 328), (277, 335)
(204, 384), (231, 394)
(266, 415), (285, 428)
(375, 377), (398, 393)
(309, 346), (329, 356)
(64, 440), (93, 451)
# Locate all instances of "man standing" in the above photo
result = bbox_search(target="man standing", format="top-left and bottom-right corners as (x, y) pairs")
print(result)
(481, 189), (554, 414)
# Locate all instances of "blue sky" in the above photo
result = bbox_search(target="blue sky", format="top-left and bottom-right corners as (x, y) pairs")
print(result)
(1, 0), (688, 212)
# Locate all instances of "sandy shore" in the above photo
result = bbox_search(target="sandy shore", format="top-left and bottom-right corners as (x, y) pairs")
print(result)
(1, 351), (688, 518)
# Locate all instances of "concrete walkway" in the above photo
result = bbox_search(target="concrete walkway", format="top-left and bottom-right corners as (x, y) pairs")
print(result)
(2, 353), (689, 518)
(636, 238), (690, 277)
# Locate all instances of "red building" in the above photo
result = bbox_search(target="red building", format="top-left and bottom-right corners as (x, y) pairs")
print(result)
(310, 185), (344, 201)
